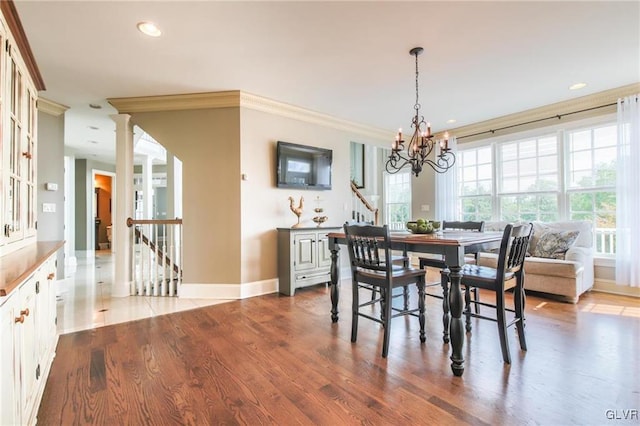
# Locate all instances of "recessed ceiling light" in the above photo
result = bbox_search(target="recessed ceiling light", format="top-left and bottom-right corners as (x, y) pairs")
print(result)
(569, 82), (587, 90)
(88, 140), (99, 144)
(446, 119), (457, 124)
(89, 104), (102, 109)
(88, 126), (99, 130)
(137, 21), (162, 37)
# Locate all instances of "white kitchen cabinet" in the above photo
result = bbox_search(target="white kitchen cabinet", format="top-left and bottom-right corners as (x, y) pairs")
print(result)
(0, 242), (62, 426)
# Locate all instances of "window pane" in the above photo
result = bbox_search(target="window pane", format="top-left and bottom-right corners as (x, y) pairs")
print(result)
(571, 150), (592, 170)
(570, 170), (592, 188)
(502, 160), (517, 178)
(519, 176), (536, 192)
(594, 125), (616, 148)
(519, 140), (537, 158)
(538, 173), (558, 190)
(594, 147), (616, 166)
(463, 166), (477, 181)
(502, 177), (518, 193)
(478, 147), (492, 163)
(478, 164), (492, 180)
(539, 156), (557, 173)
(538, 137), (556, 155)
(502, 143), (517, 161)
(462, 150), (477, 166)
(570, 130), (591, 151)
(462, 182), (477, 196)
(478, 179), (492, 195)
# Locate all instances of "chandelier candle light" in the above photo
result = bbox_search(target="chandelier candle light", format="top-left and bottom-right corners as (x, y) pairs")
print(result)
(386, 47), (456, 177)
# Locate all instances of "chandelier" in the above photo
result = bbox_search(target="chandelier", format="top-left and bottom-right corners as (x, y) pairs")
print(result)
(385, 47), (456, 177)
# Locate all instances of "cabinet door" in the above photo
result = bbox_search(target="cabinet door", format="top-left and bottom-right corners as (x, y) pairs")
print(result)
(0, 295), (20, 426)
(17, 277), (37, 422)
(37, 257), (57, 363)
(293, 233), (317, 272)
(317, 232), (332, 268)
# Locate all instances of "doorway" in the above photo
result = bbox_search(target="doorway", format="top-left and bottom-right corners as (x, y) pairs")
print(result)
(94, 173), (114, 251)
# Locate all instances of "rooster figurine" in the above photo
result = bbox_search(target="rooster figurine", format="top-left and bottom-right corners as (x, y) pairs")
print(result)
(288, 196), (304, 228)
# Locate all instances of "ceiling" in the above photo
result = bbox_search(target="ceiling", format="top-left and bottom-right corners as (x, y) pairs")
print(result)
(14, 1), (640, 165)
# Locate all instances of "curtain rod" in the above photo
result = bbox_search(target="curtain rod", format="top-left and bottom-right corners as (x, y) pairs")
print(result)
(456, 102), (618, 141)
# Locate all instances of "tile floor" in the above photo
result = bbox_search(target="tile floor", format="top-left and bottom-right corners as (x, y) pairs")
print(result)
(56, 250), (231, 334)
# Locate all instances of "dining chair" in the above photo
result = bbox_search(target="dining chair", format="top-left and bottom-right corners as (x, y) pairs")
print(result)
(418, 220), (485, 343)
(460, 222), (533, 364)
(343, 222), (426, 358)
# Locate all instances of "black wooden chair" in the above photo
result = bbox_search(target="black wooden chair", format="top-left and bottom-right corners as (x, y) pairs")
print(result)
(343, 223), (426, 358)
(418, 220), (485, 342)
(460, 223), (533, 364)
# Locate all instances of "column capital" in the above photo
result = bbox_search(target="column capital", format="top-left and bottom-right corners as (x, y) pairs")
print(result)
(110, 113), (132, 127)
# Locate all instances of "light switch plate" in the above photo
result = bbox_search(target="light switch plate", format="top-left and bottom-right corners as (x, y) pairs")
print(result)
(42, 203), (56, 213)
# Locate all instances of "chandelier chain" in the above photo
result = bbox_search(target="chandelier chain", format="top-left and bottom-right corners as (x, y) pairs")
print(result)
(414, 50), (420, 112)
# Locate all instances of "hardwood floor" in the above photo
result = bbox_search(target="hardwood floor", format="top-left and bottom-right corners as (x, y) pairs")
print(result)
(37, 283), (639, 425)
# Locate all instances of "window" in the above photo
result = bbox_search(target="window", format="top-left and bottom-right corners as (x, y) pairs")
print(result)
(498, 135), (559, 222)
(458, 146), (493, 221)
(457, 118), (617, 255)
(384, 170), (411, 230)
(566, 124), (617, 254)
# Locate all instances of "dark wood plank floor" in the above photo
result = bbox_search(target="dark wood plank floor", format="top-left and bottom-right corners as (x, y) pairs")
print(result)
(37, 282), (639, 425)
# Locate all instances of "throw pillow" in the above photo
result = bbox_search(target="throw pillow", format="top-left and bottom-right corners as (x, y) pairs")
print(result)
(530, 230), (580, 259)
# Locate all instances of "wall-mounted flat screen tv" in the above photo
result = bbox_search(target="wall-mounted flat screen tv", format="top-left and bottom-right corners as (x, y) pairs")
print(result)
(276, 141), (332, 190)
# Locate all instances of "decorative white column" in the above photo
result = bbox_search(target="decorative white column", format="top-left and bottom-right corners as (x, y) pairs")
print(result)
(166, 151), (183, 219)
(111, 114), (134, 297)
(142, 154), (153, 218)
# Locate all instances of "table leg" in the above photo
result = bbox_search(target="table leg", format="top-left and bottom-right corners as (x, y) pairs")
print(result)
(448, 265), (465, 376)
(330, 246), (340, 323)
(441, 267), (450, 343)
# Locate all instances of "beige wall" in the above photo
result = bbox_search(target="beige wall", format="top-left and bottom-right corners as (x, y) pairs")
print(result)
(131, 108), (242, 284)
(239, 107), (388, 283)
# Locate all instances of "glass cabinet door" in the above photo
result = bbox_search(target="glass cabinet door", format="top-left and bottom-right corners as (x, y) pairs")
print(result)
(4, 48), (24, 243)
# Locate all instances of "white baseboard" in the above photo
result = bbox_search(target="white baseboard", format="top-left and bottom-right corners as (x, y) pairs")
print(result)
(179, 278), (278, 299)
(112, 280), (133, 298)
(592, 279), (640, 298)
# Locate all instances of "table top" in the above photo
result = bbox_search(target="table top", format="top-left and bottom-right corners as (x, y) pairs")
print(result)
(328, 230), (503, 247)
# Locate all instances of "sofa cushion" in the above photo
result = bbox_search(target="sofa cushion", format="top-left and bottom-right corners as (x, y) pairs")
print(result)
(530, 221), (593, 250)
(530, 230), (580, 259)
(478, 253), (584, 279)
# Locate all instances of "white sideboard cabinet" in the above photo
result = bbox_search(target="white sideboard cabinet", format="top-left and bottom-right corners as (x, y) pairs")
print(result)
(0, 241), (62, 426)
(277, 227), (341, 296)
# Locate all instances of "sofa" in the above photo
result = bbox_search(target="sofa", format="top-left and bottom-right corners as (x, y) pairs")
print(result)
(478, 221), (594, 303)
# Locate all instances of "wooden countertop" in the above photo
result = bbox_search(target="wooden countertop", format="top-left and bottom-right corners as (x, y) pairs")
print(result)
(0, 241), (64, 297)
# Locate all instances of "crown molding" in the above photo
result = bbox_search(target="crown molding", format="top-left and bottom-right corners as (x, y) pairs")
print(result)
(109, 90), (393, 141)
(0, 0), (45, 91)
(108, 91), (241, 114)
(37, 97), (69, 116)
(450, 83), (640, 143)
(239, 92), (392, 141)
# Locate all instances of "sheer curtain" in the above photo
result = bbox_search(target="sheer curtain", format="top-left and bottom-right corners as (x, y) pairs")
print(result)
(435, 137), (459, 220)
(616, 94), (640, 287)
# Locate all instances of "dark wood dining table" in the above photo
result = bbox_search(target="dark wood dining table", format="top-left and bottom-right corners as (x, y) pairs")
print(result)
(327, 229), (503, 376)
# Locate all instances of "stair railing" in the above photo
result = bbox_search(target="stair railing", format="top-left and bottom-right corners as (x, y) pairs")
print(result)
(126, 217), (183, 296)
(350, 181), (379, 225)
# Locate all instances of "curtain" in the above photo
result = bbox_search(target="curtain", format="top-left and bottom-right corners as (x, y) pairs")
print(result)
(616, 94), (640, 287)
(435, 136), (459, 221)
